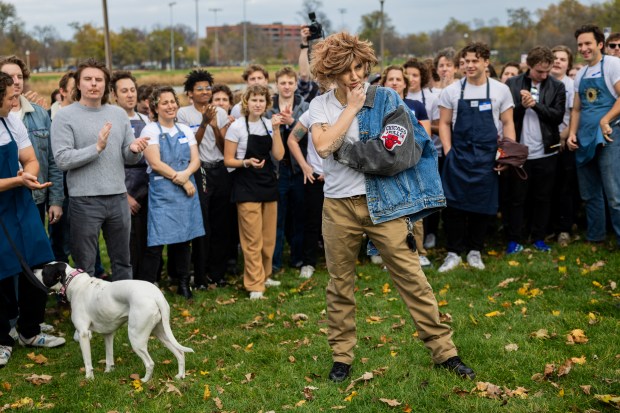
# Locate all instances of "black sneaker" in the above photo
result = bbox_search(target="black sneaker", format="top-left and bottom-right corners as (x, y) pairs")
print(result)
(329, 362), (351, 382)
(436, 356), (475, 379)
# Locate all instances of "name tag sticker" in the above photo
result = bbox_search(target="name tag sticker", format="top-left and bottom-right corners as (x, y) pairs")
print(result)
(470, 101), (479, 107)
(154, 176), (164, 181)
(178, 137), (189, 144)
(479, 102), (492, 112)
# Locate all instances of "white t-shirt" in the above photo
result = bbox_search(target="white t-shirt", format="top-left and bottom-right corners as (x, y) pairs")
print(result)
(0, 112), (31, 149)
(176, 105), (228, 163)
(225, 116), (273, 167)
(559, 75), (574, 133)
(308, 89), (366, 199)
(298, 110), (323, 175)
(438, 78), (515, 133)
(230, 102), (242, 119)
(521, 80), (553, 159)
(574, 55), (620, 99)
(141, 122), (197, 173)
(407, 90), (440, 121)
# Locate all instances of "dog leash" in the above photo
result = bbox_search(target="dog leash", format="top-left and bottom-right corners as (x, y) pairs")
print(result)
(0, 215), (48, 292)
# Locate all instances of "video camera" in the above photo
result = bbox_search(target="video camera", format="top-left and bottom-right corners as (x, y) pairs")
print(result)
(307, 12), (324, 41)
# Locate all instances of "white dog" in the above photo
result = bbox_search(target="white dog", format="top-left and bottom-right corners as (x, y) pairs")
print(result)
(35, 262), (193, 382)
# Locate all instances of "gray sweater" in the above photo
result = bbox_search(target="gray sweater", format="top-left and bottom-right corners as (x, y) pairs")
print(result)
(51, 102), (142, 197)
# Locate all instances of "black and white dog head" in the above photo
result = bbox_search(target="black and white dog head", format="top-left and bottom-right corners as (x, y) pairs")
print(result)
(33, 261), (70, 292)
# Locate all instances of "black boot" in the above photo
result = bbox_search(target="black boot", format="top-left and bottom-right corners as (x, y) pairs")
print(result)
(177, 273), (193, 299)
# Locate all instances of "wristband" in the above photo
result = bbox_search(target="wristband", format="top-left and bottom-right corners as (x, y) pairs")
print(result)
(300, 43), (309, 49)
(242, 160), (249, 168)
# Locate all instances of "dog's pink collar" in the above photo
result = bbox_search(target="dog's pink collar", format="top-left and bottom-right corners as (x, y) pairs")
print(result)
(60, 268), (85, 299)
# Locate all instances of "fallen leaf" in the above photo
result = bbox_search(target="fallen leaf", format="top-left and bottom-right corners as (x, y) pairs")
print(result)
(180, 309), (191, 317)
(288, 356), (296, 363)
(497, 277), (516, 288)
(245, 343), (254, 351)
(580, 385), (592, 395)
(437, 300), (448, 307)
(558, 266), (567, 274)
(594, 394), (620, 408)
(292, 313), (308, 321)
(25, 374), (52, 385)
(566, 329), (589, 344)
(344, 391), (358, 402)
(557, 359), (573, 377)
(303, 386), (318, 401)
(382, 283), (391, 294)
(295, 400), (307, 407)
(544, 364), (555, 378)
(165, 382), (182, 396)
(215, 297), (237, 305)
(2, 382), (11, 391)
(505, 343), (519, 352)
(508, 260), (520, 266)
(26, 352), (48, 365)
(203, 384), (211, 400)
(402, 405), (413, 412)
(366, 315), (384, 324)
(552, 310), (561, 316)
(485, 311), (502, 317)
(571, 356), (586, 365)
(131, 379), (143, 392)
(530, 329), (550, 339)
(379, 398), (401, 406)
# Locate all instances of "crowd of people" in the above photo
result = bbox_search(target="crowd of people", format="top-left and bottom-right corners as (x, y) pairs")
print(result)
(1, 23), (619, 381)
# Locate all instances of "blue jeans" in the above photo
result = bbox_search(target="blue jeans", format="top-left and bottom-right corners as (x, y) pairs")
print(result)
(576, 125), (620, 243)
(272, 164), (305, 270)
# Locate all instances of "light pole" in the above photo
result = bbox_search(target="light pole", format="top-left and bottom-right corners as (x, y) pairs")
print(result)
(379, 0), (385, 72)
(169, 2), (177, 71)
(242, 0), (247, 64)
(209, 8), (222, 66)
(25, 50), (30, 72)
(338, 8), (346, 31)
(102, 0), (112, 70)
(195, 0), (200, 67)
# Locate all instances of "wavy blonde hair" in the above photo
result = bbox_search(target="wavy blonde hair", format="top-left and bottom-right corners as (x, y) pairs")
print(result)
(241, 84), (272, 117)
(310, 32), (378, 90)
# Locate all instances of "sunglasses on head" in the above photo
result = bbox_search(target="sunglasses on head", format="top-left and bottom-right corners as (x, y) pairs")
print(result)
(608, 43), (620, 49)
(195, 86), (212, 91)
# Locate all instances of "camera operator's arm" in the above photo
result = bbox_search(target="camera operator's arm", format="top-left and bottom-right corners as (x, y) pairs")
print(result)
(299, 27), (311, 82)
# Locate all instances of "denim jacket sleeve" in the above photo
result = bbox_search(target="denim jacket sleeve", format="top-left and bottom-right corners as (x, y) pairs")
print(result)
(334, 96), (422, 176)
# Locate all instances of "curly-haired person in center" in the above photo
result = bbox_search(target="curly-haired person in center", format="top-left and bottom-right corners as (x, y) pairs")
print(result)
(308, 32), (475, 382)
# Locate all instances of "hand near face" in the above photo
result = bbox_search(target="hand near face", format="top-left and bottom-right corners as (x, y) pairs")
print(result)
(201, 104), (218, 127)
(271, 114), (284, 127)
(280, 105), (294, 126)
(346, 84), (366, 111)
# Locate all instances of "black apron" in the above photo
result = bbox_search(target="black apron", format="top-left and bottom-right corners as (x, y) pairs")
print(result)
(231, 117), (278, 203)
(442, 79), (499, 215)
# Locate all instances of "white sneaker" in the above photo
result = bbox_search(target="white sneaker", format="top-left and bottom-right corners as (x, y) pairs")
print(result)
(299, 265), (315, 279)
(249, 291), (264, 300)
(370, 255), (383, 265)
(264, 278), (281, 287)
(0, 345), (12, 367)
(418, 255), (431, 267)
(9, 327), (18, 341)
(466, 250), (485, 270)
(40, 323), (54, 333)
(18, 333), (66, 348)
(438, 252), (462, 273)
(423, 233), (436, 249)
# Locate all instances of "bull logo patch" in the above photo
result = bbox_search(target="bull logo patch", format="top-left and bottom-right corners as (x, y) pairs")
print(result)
(381, 124), (407, 151)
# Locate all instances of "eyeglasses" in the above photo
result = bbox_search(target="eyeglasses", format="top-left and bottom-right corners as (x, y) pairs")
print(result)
(608, 43), (620, 49)
(195, 86), (212, 91)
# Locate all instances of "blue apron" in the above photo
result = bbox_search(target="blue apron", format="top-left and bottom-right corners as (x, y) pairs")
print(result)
(576, 57), (617, 166)
(147, 123), (204, 246)
(0, 118), (54, 280)
(442, 79), (499, 215)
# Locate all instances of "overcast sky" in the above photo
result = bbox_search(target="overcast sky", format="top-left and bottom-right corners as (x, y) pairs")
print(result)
(9, 0), (598, 40)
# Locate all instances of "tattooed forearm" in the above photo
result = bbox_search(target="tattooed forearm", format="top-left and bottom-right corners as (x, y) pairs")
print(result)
(292, 125), (307, 140)
(317, 133), (346, 158)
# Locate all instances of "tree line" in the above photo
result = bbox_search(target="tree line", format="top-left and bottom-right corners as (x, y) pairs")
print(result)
(1, 0), (618, 71)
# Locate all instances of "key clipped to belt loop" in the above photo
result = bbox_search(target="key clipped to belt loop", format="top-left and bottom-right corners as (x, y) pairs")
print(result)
(405, 217), (417, 252)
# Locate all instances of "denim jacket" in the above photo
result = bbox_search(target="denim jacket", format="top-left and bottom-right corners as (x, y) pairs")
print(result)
(20, 96), (64, 206)
(335, 85), (445, 224)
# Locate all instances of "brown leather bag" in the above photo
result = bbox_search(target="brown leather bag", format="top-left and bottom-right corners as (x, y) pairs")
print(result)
(496, 139), (529, 179)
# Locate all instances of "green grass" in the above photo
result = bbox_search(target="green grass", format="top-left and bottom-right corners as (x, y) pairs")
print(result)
(1, 239), (619, 412)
